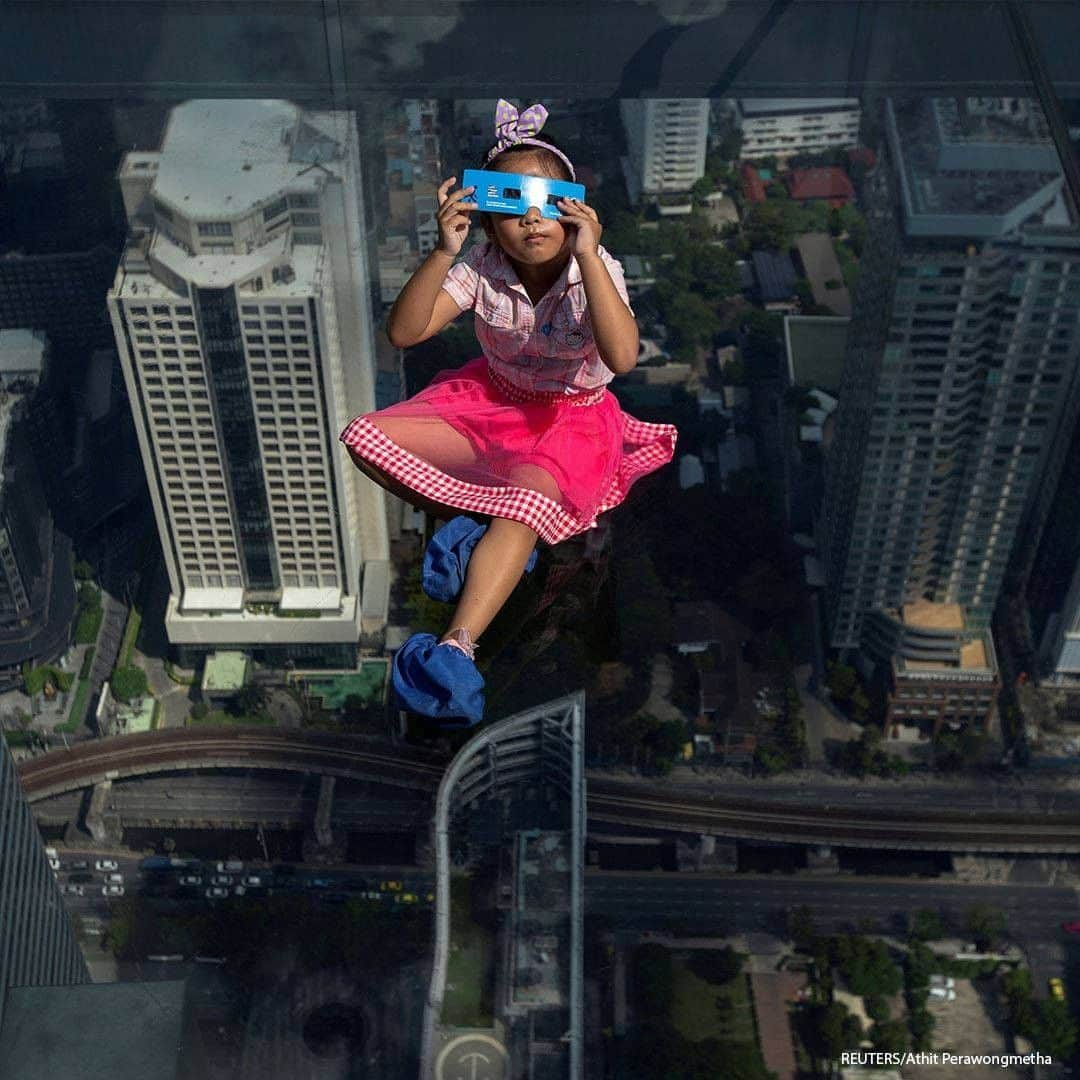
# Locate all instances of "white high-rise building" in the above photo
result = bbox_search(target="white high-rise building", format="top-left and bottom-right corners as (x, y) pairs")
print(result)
(732, 98), (861, 160)
(620, 99), (709, 207)
(107, 100), (389, 666)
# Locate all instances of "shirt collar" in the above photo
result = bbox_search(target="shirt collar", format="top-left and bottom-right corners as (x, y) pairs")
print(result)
(486, 241), (582, 297)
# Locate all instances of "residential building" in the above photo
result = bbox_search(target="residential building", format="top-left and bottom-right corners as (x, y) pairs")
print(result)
(862, 600), (1001, 737)
(620, 99), (710, 207)
(0, 737), (89, 1031)
(732, 98), (861, 160)
(786, 166), (855, 207)
(107, 100), (390, 669)
(821, 97), (1080, 651)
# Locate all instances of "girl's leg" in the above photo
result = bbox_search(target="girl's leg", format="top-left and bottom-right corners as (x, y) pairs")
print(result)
(441, 517), (539, 648)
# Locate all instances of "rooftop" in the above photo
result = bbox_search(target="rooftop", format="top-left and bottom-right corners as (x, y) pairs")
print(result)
(154, 100), (344, 219)
(739, 98), (858, 117)
(901, 599), (965, 631)
(201, 650), (250, 693)
(0, 327), (46, 374)
(784, 313), (850, 392)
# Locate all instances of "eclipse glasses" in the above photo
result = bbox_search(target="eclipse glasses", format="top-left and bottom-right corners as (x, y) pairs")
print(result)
(462, 169), (586, 221)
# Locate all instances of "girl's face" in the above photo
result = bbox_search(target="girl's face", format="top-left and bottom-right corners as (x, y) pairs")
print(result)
(482, 152), (571, 268)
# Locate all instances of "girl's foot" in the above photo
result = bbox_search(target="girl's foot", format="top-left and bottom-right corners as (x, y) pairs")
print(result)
(391, 631), (485, 726)
(439, 626), (476, 660)
(423, 516), (538, 603)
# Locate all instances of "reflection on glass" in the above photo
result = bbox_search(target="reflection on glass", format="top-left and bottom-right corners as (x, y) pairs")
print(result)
(4, 12), (1080, 1077)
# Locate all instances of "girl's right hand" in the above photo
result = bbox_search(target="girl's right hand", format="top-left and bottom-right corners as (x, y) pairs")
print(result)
(435, 177), (477, 257)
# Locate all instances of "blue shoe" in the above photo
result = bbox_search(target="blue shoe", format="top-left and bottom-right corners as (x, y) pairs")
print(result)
(391, 632), (485, 726)
(422, 516), (538, 603)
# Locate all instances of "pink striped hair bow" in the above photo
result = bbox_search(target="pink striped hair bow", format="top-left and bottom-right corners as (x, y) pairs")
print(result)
(484, 98), (576, 180)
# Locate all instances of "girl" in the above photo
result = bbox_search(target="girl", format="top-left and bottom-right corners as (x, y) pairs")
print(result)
(340, 99), (677, 724)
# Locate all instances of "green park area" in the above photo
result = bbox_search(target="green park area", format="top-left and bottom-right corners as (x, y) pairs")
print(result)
(671, 959), (756, 1044)
(442, 875), (495, 1029)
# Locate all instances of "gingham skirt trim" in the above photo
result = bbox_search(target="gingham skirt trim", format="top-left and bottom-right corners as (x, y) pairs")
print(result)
(340, 412), (677, 546)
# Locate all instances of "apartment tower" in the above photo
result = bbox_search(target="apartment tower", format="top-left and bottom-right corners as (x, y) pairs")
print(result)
(107, 100), (389, 667)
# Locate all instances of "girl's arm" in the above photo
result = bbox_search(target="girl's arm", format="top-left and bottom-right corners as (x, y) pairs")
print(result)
(385, 249), (462, 348)
(578, 251), (639, 376)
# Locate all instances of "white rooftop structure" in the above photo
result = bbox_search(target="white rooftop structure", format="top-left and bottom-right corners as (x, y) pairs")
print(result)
(0, 329), (46, 382)
(153, 100), (340, 219)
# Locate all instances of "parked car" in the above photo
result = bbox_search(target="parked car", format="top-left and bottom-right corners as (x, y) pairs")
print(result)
(930, 974), (956, 989)
(395, 893), (418, 905)
(205, 887), (229, 900)
(179, 875), (203, 886)
(211, 875), (232, 886)
(64, 884), (85, 897)
(45, 847), (60, 871)
(243, 875), (262, 887)
(233, 885), (246, 897)
(928, 987), (956, 1001)
(101, 884), (125, 897)
(216, 860), (243, 873)
(95, 860), (119, 872)
(68, 860), (89, 871)
(380, 880), (402, 892)
(106, 873), (124, 884)
(1050, 977), (1066, 1001)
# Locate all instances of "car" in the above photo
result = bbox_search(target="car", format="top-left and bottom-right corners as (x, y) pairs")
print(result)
(425, 892), (435, 903)
(106, 873), (124, 884)
(233, 885), (246, 897)
(380, 880), (402, 892)
(101, 884), (125, 897)
(179, 875), (203, 886)
(1050, 977), (1066, 1001)
(64, 884), (85, 897)
(95, 860), (119, 872)
(929, 975), (955, 989)
(211, 875), (232, 886)
(1062, 921), (1080, 934)
(928, 986), (956, 1001)
(205, 887), (229, 900)
(68, 860), (89, 871)
(216, 860), (243, 873)
(243, 875), (262, 887)
(395, 892), (418, 904)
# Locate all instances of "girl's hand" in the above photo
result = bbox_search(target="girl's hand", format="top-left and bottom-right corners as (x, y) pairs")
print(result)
(557, 197), (603, 259)
(435, 176), (477, 257)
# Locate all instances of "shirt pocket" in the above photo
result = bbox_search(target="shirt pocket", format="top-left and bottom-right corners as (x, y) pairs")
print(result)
(536, 303), (592, 358)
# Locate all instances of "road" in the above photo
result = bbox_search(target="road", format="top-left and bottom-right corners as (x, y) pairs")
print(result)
(584, 870), (1079, 990)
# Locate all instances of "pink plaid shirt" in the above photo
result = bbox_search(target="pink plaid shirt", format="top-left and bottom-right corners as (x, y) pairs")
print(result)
(441, 240), (635, 395)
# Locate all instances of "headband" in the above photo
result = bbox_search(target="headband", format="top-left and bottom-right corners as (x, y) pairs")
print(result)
(484, 99), (576, 181)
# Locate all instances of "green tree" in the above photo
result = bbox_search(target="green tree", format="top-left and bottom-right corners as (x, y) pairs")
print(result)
(718, 129), (743, 163)
(832, 934), (903, 997)
(744, 203), (789, 250)
(688, 946), (744, 985)
(908, 908), (946, 942)
(787, 905), (817, 950)
(111, 665), (148, 704)
(231, 682), (269, 718)
(77, 581), (101, 611)
(73, 559), (95, 581)
(616, 552), (672, 662)
(633, 943), (674, 1017)
(826, 662), (858, 702)
(965, 904), (1006, 952)
(908, 1007), (936, 1051)
(871, 1018), (908, 1053)
(1034, 998), (1079, 1061)
(190, 701), (209, 721)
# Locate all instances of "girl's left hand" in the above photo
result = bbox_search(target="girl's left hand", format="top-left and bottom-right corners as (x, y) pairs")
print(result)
(557, 197), (603, 258)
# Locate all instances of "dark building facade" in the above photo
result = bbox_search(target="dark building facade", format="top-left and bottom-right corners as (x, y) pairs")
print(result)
(0, 737), (89, 1031)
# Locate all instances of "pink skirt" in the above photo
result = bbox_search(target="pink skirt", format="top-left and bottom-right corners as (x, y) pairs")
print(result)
(339, 356), (677, 545)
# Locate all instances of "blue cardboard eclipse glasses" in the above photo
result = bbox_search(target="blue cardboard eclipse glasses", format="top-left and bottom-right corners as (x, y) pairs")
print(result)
(462, 169), (586, 221)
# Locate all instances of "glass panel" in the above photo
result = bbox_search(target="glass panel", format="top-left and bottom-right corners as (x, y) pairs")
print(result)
(3, 4), (1080, 1079)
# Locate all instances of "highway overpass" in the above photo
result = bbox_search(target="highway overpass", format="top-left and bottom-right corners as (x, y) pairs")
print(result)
(18, 729), (1080, 853)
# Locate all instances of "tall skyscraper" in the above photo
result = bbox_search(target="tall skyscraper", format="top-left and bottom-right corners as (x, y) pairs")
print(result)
(821, 97), (1080, 652)
(620, 99), (709, 206)
(107, 100), (389, 667)
(0, 737), (89, 1030)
